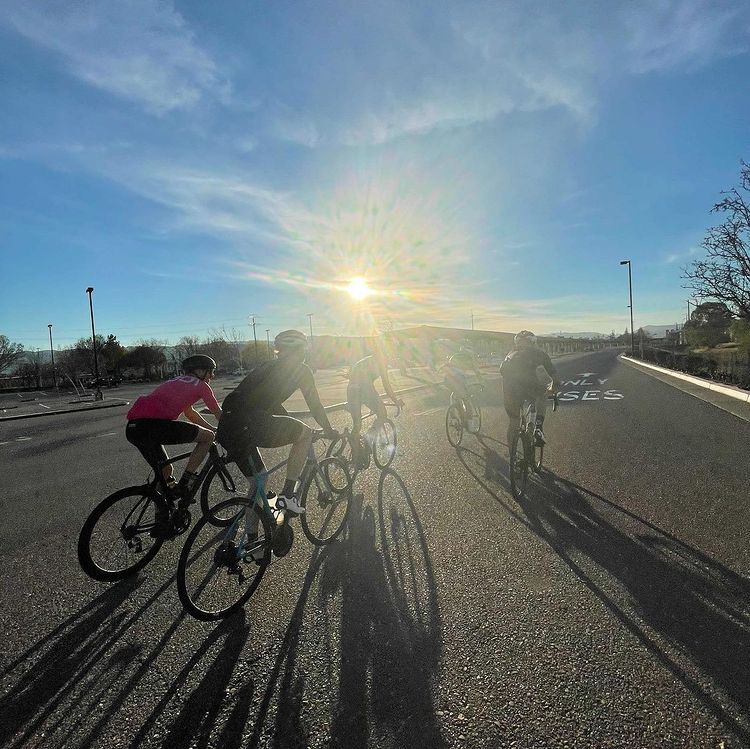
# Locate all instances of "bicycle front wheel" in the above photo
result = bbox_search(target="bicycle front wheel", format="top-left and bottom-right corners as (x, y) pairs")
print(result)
(177, 497), (272, 621)
(509, 432), (530, 499)
(446, 405), (463, 447)
(372, 419), (397, 469)
(78, 486), (167, 581)
(200, 461), (250, 524)
(300, 457), (351, 545)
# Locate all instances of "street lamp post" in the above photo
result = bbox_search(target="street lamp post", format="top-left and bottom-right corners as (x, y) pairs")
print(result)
(250, 315), (258, 359)
(85, 287), (103, 400)
(47, 323), (57, 390)
(306, 313), (314, 368)
(619, 260), (635, 356)
(266, 329), (271, 358)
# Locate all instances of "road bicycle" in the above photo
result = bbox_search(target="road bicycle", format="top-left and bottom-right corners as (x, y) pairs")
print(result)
(509, 389), (559, 499)
(176, 430), (351, 621)
(326, 400), (401, 473)
(78, 443), (237, 582)
(445, 383), (483, 448)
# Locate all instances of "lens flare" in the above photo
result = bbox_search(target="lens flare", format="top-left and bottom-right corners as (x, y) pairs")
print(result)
(346, 277), (371, 300)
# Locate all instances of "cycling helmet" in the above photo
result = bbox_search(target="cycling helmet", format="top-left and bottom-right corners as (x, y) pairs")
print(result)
(514, 330), (536, 347)
(182, 354), (217, 374)
(274, 329), (308, 351)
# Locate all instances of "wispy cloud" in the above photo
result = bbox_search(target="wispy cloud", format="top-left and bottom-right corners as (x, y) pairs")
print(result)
(623, 0), (750, 74)
(663, 245), (701, 264)
(2, 0), (226, 114)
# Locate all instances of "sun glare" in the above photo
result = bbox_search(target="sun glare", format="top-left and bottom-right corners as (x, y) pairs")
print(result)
(346, 277), (371, 301)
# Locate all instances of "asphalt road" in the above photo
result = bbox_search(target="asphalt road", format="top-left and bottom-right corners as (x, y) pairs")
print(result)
(1, 350), (749, 748)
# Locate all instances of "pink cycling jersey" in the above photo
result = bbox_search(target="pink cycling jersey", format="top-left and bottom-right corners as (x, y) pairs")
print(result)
(127, 376), (220, 421)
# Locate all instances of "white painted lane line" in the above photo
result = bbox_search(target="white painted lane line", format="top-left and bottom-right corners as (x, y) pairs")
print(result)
(96, 432), (118, 438)
(0, 441), (10, 446)
(16, 437), (31, 441)
(413, 407), (444, 417)
(38, 403), (51, 409)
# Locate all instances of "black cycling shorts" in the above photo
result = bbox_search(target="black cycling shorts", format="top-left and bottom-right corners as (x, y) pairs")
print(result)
(443, 367), (469, 397)
(502, 380), (546, 419)
(126, 419), (199, 473)
(347, 381), (383, 417)
(217, 410), (306, 478)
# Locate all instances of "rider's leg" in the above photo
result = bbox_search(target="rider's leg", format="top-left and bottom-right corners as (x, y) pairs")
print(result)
(534, 389), (548, 427)
(285, 425), (312, 487)
(506, 415), (520, 451)
(177, 425), (216, 493)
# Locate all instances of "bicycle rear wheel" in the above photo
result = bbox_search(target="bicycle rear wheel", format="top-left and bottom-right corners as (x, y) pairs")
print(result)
(78, 486), (167, 581)
(177, 497), (272, 621)
(372, 419), (397, 469)
(300, 458), (351, 545)
(509, 432), (530, 499)
(446, 405), (463, 447)
(200, 461), (250, 524)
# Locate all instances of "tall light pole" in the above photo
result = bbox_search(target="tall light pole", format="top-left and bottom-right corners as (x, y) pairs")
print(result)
(307, 313), (314, 368)
(619, 260), (635, 356)
(471, 310), (474, 331)
(266, 328), (271, 358)
(85, 287), (103, 400)
(47, 323), (57, 390)
(249, 315), (258, 359)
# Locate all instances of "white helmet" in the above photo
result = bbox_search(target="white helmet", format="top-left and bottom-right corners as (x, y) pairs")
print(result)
(514, 330), (536, 347)
(274, 329), (308, 352)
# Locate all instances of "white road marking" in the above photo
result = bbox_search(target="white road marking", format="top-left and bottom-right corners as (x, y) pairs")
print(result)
(16, 437), (31, 441)
(96, 432), (118, 438)
(38, 403), (51, 409)
(413, 407), (445, 417)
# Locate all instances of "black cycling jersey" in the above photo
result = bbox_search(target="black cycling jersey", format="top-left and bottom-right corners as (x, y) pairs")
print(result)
(223, 358), (331, 429)
(500, 347), (558, 384)
(446, 352), (476, 371)
(350, 355), (381, 384)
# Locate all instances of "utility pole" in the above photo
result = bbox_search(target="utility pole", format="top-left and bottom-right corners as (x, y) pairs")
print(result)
(85, 287), (103, 401)
(471, 310), (474, 331)
(266, 329), (271, 358)
(48, 323), (57, 390)
(619, 260), (635, 357)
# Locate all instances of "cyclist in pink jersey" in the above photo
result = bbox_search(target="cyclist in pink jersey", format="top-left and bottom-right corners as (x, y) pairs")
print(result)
(126, 354), (222, 496)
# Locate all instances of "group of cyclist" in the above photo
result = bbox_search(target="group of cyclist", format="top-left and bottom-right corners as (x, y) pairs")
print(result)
(125, 328), (560, 513)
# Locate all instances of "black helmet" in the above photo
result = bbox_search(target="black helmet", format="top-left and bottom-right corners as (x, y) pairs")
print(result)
(182, 354), (217, 374)
(274, 329), (307, 351)
(514, 330), (536, 346)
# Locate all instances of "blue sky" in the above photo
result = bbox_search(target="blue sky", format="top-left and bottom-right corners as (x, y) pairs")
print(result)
(2, 0), (749, 350)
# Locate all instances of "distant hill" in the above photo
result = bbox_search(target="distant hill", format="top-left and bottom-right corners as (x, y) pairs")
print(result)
(543, 331), (608, 339)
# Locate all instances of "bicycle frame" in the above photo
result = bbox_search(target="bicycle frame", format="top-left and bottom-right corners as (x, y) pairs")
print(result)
(219, 437), (333, 559)
(152, 443), (227, 500)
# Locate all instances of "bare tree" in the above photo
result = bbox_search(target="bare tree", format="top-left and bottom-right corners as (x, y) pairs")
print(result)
(0, 335), (24, 373)
(683, 161), (750, 320)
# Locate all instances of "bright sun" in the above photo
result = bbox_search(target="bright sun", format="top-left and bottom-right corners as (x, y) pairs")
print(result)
(346, 277), (371, 300)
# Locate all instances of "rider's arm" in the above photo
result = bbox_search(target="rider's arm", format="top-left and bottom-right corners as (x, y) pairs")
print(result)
(540, 352), (560, 388)
(199, 382), (223, 420)
(377, 358), (401, 403)
(183, 405), (216, 431)
(299, 367), (335, 433)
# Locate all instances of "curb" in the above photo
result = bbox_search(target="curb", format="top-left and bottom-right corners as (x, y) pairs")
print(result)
(0, 399), (130, 422)
(620, 355), (750, 404)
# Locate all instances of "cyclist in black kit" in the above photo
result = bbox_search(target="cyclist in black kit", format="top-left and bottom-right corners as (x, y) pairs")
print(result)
(216, 330), (337, 515)
(500, 331), (560, 449)
(347, 343), (403, 466)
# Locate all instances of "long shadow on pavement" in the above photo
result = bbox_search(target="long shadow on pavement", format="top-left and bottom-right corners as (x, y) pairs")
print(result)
(452, 442), (750, 745)
(249, 470), (445, 749)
